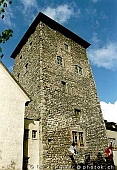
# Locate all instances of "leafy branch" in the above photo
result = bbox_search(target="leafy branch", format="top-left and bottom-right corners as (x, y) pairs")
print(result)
(0, 0), (13, 59)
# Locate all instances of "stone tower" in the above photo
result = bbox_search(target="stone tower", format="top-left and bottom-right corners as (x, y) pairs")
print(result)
(11, 12), (108, 169)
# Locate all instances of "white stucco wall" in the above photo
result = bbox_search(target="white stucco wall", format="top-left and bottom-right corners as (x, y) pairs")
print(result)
(106, 130), (117, 143)
(24, 119), (39, 170)
(0, 62), (30, 170)
(106, 129), (117, 167)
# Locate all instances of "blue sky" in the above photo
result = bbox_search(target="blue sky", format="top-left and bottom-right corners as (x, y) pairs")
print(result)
(0, 0), (117, 122)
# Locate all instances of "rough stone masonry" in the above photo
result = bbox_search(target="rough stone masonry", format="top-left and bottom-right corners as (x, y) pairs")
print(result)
(11, 12), (108, 169)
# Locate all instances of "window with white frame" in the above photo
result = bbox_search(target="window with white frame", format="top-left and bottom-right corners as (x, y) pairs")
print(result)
(74, 65), (82, 75)
(79, 132), (84, 147)
(32, 130), (37, 139)
(72, 131), (78, 145)
(72, 131), (84, 147)
(57, 56), (62, 66)
(108, 138), (117, 149)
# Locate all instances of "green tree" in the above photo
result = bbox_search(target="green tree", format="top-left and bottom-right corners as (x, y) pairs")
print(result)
(0, 0), (13, 58)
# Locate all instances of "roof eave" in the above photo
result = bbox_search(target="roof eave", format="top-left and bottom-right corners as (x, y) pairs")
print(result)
(10, 12), (90, 59)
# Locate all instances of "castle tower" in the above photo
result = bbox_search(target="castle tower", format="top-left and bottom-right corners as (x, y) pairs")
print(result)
(11, 12), (108, 169)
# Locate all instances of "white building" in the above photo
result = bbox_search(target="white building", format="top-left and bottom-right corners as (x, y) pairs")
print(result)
(23, 118), (39, 170)
(0, 61), (30, 170)
(105, 120), (117, 168)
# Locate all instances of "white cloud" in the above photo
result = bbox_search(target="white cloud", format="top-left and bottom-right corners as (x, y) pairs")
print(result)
(1, 5), (14, 27)
(20, 0), (39, 23)
(19, 2), (80, 25)
(20, 0), (38, 10)
(99, 11), (108, 20)
(100, 101), (117, 123)
(91, 0), (99, 3)
(42, 4), (79, 24)
(88, 42), (117, 70)
(86, 8), (97, 15)
(91, 32), (100, 45)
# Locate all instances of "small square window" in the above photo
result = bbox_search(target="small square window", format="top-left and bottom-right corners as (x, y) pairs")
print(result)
(74, 65), (82, 75)
(61, 81), (66, 92)
(74, 108), (80, 114)
(30, 42), (32, 46)
(18, 73), (20, 79)
(64, 43), (68, 50)
(24, 129), (29, 139)
(57, 56), (62, 66)
(24, 63), (28, 74)
(79, 66), (82, 75)
(32, 130), (37, 139)
(72, 131), (84, 147)
(20, 55), (22, 59)
(29, 42), (32, 50)
(61, 81), (66, 85)
(25, 63), (28, 69)
(74, 65), (78, 73)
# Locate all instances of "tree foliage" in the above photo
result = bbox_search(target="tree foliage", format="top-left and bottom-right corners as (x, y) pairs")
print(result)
(0, 0), (13, 58)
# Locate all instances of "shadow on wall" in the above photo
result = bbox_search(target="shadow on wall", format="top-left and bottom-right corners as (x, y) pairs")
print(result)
(0, 160), (16, 170)
(69, 152), (116, 170)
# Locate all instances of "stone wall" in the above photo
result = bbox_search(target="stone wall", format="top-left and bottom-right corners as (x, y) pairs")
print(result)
(12, 21), (108, 169)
